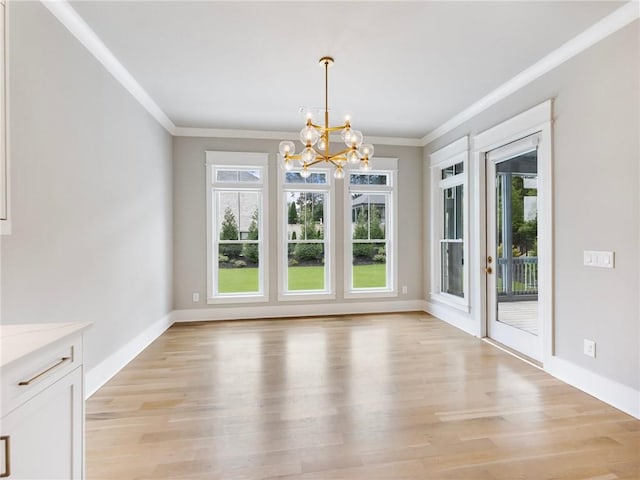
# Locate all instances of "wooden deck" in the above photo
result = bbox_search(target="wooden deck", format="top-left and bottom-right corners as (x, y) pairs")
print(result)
(86, 313), (639, 479)
(498, 300), (538, 335)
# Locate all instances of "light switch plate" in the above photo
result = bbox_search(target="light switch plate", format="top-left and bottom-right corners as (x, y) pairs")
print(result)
(584, 250), (615, 269)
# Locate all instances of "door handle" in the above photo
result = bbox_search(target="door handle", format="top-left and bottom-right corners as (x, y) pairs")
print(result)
(485, 267), (493, 274)
(0, 435), (10, 478)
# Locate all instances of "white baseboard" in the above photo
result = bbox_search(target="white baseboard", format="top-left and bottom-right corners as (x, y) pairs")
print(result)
(84, 313), (173, 399)
(424, 300), (479, 337)
(546, 355), (640, 419)
(171, 299), (425, 323)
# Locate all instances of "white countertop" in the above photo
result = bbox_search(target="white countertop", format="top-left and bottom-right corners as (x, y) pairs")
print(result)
(0, 323), (92, 368)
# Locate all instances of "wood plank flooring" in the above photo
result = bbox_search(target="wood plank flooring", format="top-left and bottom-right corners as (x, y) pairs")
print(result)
(86, 312), (639, 479)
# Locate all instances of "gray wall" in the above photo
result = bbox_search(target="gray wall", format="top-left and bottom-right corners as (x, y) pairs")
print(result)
(173, 137), (423, 310)
(1, 2), (173, 371)
(424, 22), (639, 389)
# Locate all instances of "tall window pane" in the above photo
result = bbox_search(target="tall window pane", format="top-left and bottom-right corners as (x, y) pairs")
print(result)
(345, 163), (397, 297)
(440, 171), (464, 298)
(440, 185), (464, 297)
(351, 193), (389, 289)
(286, 191), (326, 291)
(216, 191), (261, 294)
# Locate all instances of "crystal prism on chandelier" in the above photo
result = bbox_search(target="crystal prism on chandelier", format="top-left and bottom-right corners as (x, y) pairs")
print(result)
(279, 56), (374, 180)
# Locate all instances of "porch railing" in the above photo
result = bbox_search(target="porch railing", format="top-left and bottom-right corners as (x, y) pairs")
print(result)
(497, 256), (538, 300)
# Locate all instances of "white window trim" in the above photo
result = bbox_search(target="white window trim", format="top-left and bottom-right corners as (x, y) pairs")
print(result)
(430, 137), (470, 311)
(343, 157), (398, 299)
(277, 164), (335, 301)
(206, 151), (269, 304)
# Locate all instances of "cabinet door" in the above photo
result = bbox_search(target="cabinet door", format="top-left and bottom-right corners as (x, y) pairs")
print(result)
(0, 368), (83, 480)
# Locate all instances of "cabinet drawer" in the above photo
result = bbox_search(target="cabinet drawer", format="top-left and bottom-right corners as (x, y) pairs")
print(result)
(1, 334), (82, 417)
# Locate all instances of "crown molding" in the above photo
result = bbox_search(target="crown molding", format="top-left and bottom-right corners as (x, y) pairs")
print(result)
(174, 126), (294, 141)
(173, 126), (423, 147)
(41, 0), (176, 135)
(421, 1), (640, 146)
(365, 135), (423, 147)
(42, 1), (638, 146)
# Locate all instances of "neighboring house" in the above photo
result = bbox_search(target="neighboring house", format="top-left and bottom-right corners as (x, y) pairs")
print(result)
(217, 170), (261, 239)
(219, 192), (258, 239)
(350, 193), (387, 225)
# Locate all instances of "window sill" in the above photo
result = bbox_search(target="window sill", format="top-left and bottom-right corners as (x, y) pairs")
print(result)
(278, 292), (336, 302)
(429, 292), (470, 313)
(344, 290), (398, 299)
(207, 294), (268, 305)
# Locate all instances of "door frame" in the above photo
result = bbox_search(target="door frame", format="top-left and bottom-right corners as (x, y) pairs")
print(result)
(471, 100), (554, 365)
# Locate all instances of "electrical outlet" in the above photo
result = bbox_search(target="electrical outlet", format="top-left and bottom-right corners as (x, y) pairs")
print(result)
(402, 286), (408, 294)
(583, 339), (596, 358)
(192, 292), (200, 302)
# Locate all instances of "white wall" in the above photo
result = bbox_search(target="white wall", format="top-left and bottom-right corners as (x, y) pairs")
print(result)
(1, 2), (173, 374)
(172, 137), (423, 313)
(424, 22), (639, 391)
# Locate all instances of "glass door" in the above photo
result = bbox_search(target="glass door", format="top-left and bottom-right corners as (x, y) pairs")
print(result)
(486, 138), (541, 361)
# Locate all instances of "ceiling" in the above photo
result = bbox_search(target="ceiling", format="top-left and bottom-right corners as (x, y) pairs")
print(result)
(69, 1), (624, 139)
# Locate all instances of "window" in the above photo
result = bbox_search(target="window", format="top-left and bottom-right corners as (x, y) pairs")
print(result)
(278, 168), (334, 300)
(430, 138), (469, 309)
(441, 166), (464, 297)
(344, 158), (398, 297)
(206, 152), (268, 303)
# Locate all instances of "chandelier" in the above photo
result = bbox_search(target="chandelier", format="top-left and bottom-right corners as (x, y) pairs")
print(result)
(279, 56), (374, 180)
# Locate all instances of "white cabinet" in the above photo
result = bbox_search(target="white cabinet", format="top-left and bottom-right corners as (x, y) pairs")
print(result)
(0, 324), (90, 480)
(1, 369), (82, 479)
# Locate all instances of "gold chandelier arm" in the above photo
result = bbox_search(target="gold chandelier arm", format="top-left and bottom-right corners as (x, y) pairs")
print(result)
(305, 158), (326, 168)
(310, 146), (352, 159)
(308, 122), (351, 132)
(327, 147), (353, 158)
(328, 158), (347, 168)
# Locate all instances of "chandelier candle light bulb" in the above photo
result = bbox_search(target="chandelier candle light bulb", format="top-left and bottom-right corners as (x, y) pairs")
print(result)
(279, 56), (374, 179)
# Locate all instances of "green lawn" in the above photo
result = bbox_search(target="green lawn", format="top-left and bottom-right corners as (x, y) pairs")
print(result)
(288, 266), (325, 290)
(218, 264), (386, 293)
(218, 267), (259, 293)
(287, 264), (387, 290)
(353, 263), (386, 288)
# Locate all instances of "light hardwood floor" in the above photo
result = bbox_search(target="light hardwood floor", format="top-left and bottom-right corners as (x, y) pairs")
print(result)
(86, 313), (639, 479)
